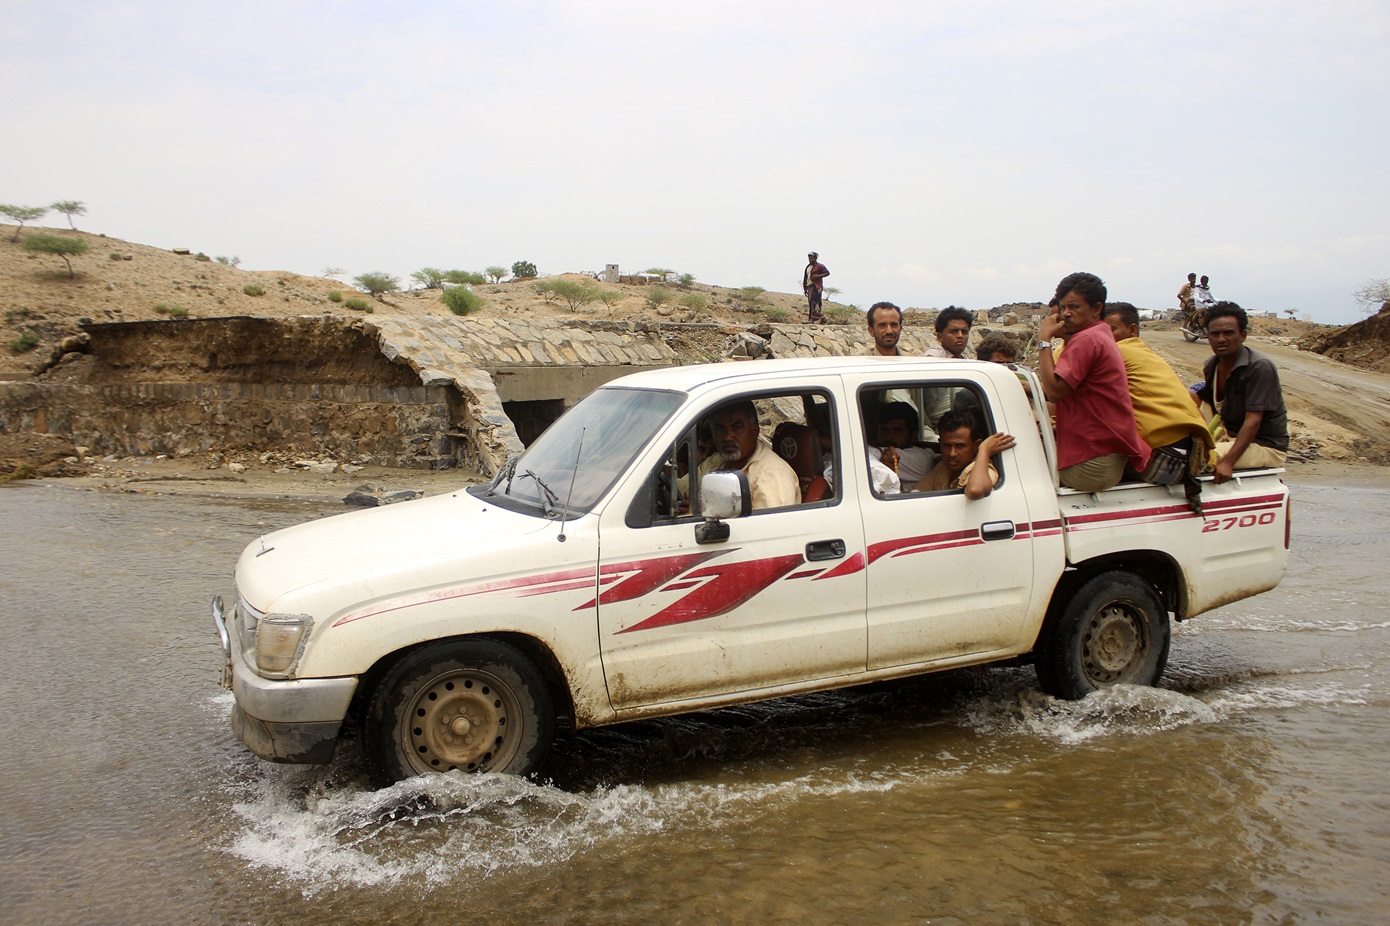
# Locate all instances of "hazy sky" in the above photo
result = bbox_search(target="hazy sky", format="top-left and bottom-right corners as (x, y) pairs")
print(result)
(3, 1), (1386, 322)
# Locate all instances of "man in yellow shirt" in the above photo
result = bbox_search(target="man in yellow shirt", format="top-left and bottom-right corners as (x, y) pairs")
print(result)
(1101, 302), (1214, 499)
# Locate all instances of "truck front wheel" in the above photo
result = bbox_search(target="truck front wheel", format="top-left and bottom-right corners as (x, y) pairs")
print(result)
(1036, 571), (1171, 700)
(364, 639), (555, 784)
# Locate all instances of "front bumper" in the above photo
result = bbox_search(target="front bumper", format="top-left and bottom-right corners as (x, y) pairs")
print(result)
(213, 595), (358, 765)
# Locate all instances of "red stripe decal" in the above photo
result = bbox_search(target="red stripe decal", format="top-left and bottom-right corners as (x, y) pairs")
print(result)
(334, 564), (597, 626)
(619, 554), (805, 633)
(816, 551), (865, 579)
(576, 550), (726, 610)
(868, 530), (978, 565)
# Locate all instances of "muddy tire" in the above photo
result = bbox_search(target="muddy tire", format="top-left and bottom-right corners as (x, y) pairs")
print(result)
(365, 639), (554, 784)
(1036, 571), (1171, 700)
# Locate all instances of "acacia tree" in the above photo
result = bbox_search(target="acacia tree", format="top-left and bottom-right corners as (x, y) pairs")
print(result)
(485, 265), (507, 283)
(50, 200), (86, 230)
(353, 271), (400, 300)
(1353, 278), (1390, 315)
(411, 267), (447, 289)
(511, 260), (538, 279)
(23, 234), (89, 277)
(1, 204), (48, 241)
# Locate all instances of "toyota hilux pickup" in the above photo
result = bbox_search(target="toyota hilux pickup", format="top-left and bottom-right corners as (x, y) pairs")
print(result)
(213, 357), (1291, 782)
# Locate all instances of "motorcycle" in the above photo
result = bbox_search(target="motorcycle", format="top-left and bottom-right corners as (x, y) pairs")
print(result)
(1180, 288), (1215, 342)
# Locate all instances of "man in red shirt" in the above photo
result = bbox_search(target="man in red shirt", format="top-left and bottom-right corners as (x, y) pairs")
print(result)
(1037, 272), (1150, 491)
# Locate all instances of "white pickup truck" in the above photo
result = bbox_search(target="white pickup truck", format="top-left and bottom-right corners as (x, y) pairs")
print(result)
(213, 357), (1291, 783)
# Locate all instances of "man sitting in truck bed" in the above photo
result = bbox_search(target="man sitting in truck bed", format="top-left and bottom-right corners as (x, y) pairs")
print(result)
(913, 410), (1014, 499)
(1193, 301), (1289, 484)
(707, 399), (802, 509)
(1101, 301), (1214, 483)
(1037, 271), (1151, 491)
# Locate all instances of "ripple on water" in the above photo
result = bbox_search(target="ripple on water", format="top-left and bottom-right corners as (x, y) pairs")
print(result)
(223, 745), (928, 892)
(219, 661), (1368, 893)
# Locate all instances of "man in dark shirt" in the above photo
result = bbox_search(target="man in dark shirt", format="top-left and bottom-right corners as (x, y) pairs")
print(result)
(803, 252), (829, 322)
(1194, 301), (1289, 483)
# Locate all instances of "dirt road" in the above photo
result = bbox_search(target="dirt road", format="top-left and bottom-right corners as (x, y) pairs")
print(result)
(1146, 328), (1390, 465)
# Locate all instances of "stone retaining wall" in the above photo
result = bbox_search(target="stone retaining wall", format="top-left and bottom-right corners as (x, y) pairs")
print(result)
(2, 313), (987, 476)
(0, 380), (455, 467)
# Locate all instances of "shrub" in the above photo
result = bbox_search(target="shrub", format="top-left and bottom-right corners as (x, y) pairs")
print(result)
(825, 304), (858, 324)
(9, 331), (39, 353)
(327, 290), (343, 302)
(485, 265), (507, 284)
(532, 280), (559, 304)
(549, 279), (598, 311)
(242, 283), (265, 296)
(444, 270), (486, 286)
(680, 293), (709, 312)
(678, 272), (696, 288)
(442, 286), (484, 316)
(215, 255), (240, 266)
(353, 271), (400, 300)
(511, 260), (538, 280)
(765, 307), (789, 322)
(344, 297), (370, 311)
(737, 286), (766, 305)
(154, 304), (189, 318)
(595, 288), (623, 308)
(22, 234), (89, 277)
(646, 286), (673, 309)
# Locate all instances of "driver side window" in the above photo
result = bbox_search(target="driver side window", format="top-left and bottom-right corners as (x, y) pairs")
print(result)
(639, 390), (838, 526)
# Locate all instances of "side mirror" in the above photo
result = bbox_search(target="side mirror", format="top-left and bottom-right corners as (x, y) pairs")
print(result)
(695, 470), (751, 543)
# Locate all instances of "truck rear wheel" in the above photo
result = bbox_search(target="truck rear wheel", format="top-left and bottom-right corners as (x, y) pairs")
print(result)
(1036, 570), (1171, 700)
(364, 639), (554, 784)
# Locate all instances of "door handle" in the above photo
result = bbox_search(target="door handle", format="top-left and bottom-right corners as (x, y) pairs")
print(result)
(980, 521), (1015, 541)
(806, 539), (846, 561)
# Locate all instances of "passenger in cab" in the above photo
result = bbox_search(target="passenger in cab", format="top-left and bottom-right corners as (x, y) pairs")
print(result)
(873, 401), (934, 485)
(913, 410), (1014, 500)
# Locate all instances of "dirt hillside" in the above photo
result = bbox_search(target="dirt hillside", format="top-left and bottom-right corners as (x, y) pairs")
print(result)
(0, 224), (853, 377)
(5, 222), (1388, 484)
(1300, 303), (1390, 373)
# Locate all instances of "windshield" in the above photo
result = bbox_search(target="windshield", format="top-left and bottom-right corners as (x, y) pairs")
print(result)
(482, 386), (684, 517)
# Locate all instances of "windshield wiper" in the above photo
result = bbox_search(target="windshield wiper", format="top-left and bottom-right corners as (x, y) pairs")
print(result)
(519, 469), (560, 517)
(487, 457), (518, 497)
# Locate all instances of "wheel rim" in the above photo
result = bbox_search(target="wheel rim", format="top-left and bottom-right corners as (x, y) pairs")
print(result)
(403, 668), (522, 774)
(1081, 602), (1147, 684)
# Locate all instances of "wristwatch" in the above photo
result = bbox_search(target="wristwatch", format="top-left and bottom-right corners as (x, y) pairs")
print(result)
(1038, 340), (1053, 351)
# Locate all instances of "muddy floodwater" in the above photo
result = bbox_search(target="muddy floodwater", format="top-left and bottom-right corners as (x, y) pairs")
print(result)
(2, 474), (1388, 925)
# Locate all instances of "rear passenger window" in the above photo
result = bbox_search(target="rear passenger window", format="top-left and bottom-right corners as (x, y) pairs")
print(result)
(859, 382), (1000, 497)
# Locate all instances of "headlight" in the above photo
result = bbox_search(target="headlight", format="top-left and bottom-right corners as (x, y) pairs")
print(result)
(255, 613), (313, 676)
(235, 593), (312, 678)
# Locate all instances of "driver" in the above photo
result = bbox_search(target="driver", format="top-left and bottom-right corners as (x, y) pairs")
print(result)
(707, 400), (801, 509)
